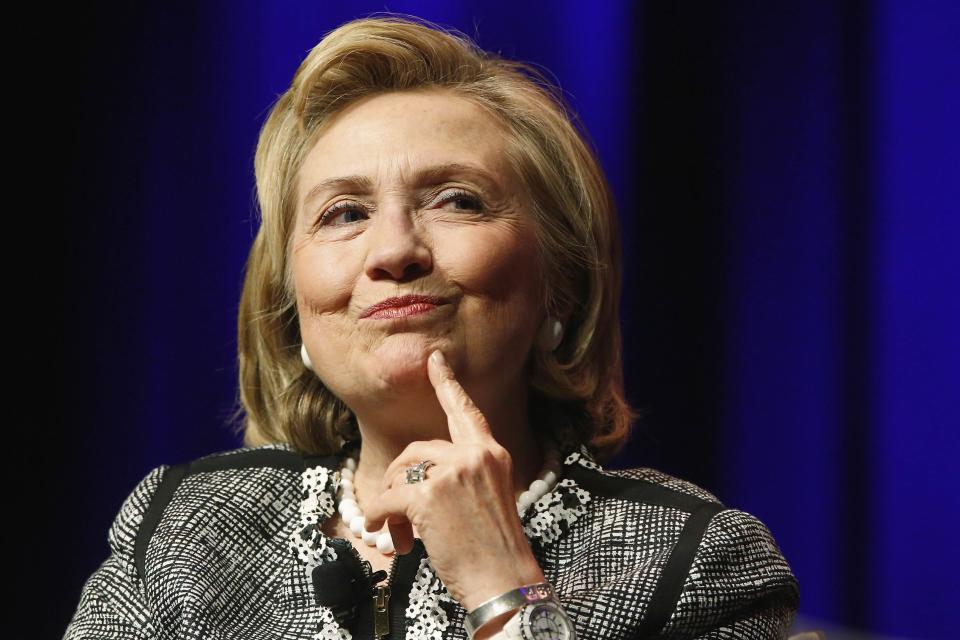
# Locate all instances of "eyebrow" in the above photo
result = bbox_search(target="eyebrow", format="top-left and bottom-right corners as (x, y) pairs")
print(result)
(302, 162), (501, 207)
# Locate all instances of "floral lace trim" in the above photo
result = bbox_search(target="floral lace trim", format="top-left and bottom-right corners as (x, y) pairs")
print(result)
(313, 609), (351, 640)
(289, 464), (351, 640)
(520, 446), (596, 544)
(565, 444), (604, 472)
(405, 556), (456, 640)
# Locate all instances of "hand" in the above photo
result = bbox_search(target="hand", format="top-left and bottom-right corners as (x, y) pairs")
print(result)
(363, 349), (546, 613)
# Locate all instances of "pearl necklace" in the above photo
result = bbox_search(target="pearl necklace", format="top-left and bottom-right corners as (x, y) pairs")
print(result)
(335, 441), (563, 556)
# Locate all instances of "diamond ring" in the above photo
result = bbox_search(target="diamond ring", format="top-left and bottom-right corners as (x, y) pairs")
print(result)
(405, 460), (436, 484)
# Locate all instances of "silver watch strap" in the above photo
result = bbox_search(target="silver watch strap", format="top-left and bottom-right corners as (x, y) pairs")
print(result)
(464, 582), (556, 637)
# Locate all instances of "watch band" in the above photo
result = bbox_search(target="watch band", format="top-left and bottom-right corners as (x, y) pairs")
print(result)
(489, 609), (523, 640)
(464, 582), (555, 637)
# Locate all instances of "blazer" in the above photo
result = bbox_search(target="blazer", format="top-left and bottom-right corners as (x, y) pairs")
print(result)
(64, 440), (800, 640)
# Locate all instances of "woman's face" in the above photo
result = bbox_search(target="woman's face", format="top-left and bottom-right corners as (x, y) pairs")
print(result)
(292, 89), (543, 426)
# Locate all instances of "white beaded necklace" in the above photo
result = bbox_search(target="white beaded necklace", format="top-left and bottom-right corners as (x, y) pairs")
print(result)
(335, 441), (563, 556)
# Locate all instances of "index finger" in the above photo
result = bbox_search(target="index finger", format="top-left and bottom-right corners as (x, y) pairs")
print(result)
(427, 349), (492, 444)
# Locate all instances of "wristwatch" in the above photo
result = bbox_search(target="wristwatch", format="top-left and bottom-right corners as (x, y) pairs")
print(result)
(501, 599), (576, 640)
(465, 583), (577, 640)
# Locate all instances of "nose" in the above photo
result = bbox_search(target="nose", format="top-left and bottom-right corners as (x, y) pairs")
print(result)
(363, 204), (433, 282)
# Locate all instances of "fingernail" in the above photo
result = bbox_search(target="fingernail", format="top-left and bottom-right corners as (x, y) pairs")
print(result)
(430, 350), (445, 367)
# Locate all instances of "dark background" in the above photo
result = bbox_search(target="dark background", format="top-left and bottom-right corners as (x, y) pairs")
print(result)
(18, 2), (957, 639)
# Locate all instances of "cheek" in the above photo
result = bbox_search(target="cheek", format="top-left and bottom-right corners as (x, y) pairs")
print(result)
(291, 248), (355, 317)
(445, 224), (543, 378)
(291, 246), (370, 395)
(449, 224), (542, 313)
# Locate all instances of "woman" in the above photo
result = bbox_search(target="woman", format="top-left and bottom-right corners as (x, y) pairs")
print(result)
(65, 14), (800, 640)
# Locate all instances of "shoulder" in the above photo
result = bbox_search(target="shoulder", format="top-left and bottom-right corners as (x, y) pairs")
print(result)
(142, 440), (320, 507)
(128, 442), (320, 586)
(135, 442), (311, 525)
(172, 440), (310, 473)
(145, 441), (324, 502)
(555, 452), (799, 637)
(563, 450), (726, 513)
(661, 505), (800, 637)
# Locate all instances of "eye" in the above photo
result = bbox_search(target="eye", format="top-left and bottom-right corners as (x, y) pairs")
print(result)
(439, 188), (484, 212)
(314, 188), (484, 229)
(315, 200), (368, 228)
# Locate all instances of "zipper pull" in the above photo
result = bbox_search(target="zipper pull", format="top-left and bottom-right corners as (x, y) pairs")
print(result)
(373, 584), (391, 638)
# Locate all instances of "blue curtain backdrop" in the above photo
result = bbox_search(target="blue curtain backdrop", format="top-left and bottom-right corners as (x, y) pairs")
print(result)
(35, 2), (957, 639)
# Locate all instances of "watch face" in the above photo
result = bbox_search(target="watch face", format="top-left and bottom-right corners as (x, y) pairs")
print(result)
(523, 602), (574, 640)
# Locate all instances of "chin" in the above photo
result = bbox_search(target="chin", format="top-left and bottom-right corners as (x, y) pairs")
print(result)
(366, 339), (438, 390)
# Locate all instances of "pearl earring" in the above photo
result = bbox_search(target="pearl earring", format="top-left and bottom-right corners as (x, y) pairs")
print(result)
(301, 343), (314, 371)
(537, 317), (564, 351)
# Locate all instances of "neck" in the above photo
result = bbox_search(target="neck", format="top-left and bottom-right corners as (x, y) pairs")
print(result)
(346, 381), (544, 509)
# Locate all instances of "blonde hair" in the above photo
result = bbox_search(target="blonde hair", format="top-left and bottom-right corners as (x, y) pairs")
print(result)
(233, 13), (640, 463)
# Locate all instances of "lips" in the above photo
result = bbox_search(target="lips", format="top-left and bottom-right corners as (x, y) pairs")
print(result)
(360, 294), (451, 319)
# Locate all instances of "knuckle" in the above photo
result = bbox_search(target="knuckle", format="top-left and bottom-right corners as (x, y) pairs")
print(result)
(463, 403), (485, 421)
(465, 446), (501, 472)
(419, 481), (439, 502)
(453, 391), (476, 412)
(492, 444), (512, 468)
(364, 504), (380, 522)
(465, 447), (488, 470)
(401, 441), (422, 459)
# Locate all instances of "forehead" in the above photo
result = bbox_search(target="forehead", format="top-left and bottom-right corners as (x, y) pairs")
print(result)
(298, 90), (515, 197)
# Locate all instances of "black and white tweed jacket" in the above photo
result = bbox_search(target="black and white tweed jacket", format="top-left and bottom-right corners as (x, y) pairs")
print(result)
(64, 441), (800, 640)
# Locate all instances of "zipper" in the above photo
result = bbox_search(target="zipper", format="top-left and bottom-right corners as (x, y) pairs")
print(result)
(372, 551), (401, 639)
(341, 539), (373, 580)
(324, 536), (423, 639)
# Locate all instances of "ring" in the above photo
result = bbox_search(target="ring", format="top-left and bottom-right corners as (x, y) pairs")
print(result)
(405, 460), (436, 484)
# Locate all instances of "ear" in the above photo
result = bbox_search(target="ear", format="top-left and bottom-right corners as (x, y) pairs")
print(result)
(538, 305), (574, 353)
(556, 303), (575, 330)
